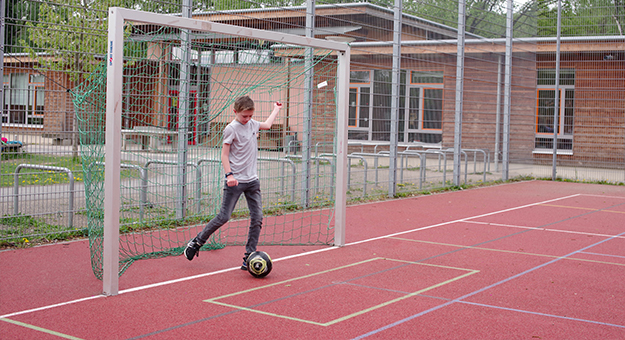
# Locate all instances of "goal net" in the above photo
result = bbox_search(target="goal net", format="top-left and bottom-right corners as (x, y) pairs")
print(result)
(73, 8), (349, 294)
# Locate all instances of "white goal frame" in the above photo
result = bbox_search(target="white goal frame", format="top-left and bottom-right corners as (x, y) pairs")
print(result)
(104, 7), (350, 295)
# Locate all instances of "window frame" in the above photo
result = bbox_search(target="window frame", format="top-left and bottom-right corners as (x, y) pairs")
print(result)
(404, 70), (444, 144)
(534, 85), (575, 154)
(348, 86), (371, 128)
(2, 72), (45, 128)
(348, 71), (372, 140)
(2, 84), (8, 125)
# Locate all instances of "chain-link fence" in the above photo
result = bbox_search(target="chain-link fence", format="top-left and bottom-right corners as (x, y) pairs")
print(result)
(2, 0), (624, 248)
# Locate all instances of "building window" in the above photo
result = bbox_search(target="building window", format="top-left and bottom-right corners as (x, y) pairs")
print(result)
(348, 71), (372, 141)
(349, 88), (371, 128)
(2, 73), (45, 127)
(535, 69), (575, 152)
(348, 70), (444, 144)
(172, 47), (276, 65)
(405, 71), (443, 144)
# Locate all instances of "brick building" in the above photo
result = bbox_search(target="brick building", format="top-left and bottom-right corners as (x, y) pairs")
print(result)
(3, 3), (624, 167)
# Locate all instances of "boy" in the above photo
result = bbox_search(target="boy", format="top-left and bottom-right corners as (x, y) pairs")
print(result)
(184, 95), (282, 270)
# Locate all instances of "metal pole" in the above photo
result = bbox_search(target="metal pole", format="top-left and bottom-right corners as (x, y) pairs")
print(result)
(389, 0), (402, 197)
(103, 7), (124, 296)
(176, 0), (192, 219)
(551, 0), (562, 181)
(334, 48), (350, 247)
(502, 0), (514, 181)
(0, 0), (5, 139)
(494, 55), (503, 172)
(453, 0), (466, 186)
(301, 0), (315, 208)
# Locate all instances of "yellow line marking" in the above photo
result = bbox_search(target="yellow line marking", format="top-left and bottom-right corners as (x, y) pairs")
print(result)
(390, 237), (625, 267)
(539, 203), (625, 215)
(205, 258), (479, 326)
(0, 318), (84, 340)
(208, 301), (326, 326)
(465, 220), (625, 240)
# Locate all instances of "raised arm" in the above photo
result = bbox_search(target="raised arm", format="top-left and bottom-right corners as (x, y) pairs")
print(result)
(259, 102), (283, 130)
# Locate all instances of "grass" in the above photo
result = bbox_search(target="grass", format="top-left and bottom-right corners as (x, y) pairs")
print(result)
(0, 214), (88, 248)
(537, 176), (625, 186)
(0, 153), (84, 187)
(0, 152), (138, 187)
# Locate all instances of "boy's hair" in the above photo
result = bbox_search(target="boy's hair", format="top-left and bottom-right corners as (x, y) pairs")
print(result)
(233, 96), (255, 112)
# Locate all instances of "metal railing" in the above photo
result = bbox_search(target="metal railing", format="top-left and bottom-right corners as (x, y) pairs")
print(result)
(13, 164), (75, 228)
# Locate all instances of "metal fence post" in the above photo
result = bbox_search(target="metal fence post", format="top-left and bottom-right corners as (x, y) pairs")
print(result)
(389, 0), (402, 197)
(453, 0), (466, 186)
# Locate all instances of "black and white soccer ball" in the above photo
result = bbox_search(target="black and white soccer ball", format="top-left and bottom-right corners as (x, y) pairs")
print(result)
(246, 251), (272, 278)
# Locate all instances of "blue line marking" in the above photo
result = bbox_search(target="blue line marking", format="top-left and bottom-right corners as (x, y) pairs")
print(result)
(459, 301), (625, 328)
(352, 230), (625, 339)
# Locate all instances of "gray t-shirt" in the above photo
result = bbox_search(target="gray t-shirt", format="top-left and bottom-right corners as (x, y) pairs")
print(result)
(222, 119), (260, 183)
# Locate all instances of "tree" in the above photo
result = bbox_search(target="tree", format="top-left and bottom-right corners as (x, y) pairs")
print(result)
(22, 0), (217, 81)
(24, 0), (123, 81)
(402, 0), (539, 38)
(613, 0), (625, 34)
(22, 0), (199, 158)
(538, 0), (625, 36)
(4, 0), (40, 53)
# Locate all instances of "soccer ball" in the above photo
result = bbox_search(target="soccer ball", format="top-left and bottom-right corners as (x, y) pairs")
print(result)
(246, 251), (272, 278)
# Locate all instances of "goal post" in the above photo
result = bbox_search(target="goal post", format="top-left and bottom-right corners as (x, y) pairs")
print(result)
(103, 7), (350, 296)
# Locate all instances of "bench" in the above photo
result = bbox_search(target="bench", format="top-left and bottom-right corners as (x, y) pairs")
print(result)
(42, 133), (72, 145)
(121, 126), (178, 151)
(204, 123), (284, 150)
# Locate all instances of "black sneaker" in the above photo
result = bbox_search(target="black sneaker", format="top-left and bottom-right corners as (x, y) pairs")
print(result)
(184, 238), (202, 261)
(240, 253), (250, 270)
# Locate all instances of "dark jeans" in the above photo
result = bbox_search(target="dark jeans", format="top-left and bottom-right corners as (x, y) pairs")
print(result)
(196, 179), (262, 254)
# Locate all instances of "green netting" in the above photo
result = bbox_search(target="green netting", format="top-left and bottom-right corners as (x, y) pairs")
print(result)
(73, 22), (339, 279)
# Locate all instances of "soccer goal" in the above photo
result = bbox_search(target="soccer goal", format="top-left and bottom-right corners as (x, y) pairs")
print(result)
(84, 7), (350, 295)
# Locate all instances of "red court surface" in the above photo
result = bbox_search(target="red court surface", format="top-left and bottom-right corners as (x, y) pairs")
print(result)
(1, 180), (625, 339)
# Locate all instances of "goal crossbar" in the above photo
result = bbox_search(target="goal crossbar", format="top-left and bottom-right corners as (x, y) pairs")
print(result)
(104, 7), (350, 295)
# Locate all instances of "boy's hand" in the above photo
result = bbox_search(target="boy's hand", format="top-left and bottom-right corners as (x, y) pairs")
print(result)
(227, 176), (238, 187)
(274, 102), (283, 109)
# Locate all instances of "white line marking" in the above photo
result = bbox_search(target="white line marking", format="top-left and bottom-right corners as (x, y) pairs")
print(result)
(0, 295), (103, 319)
